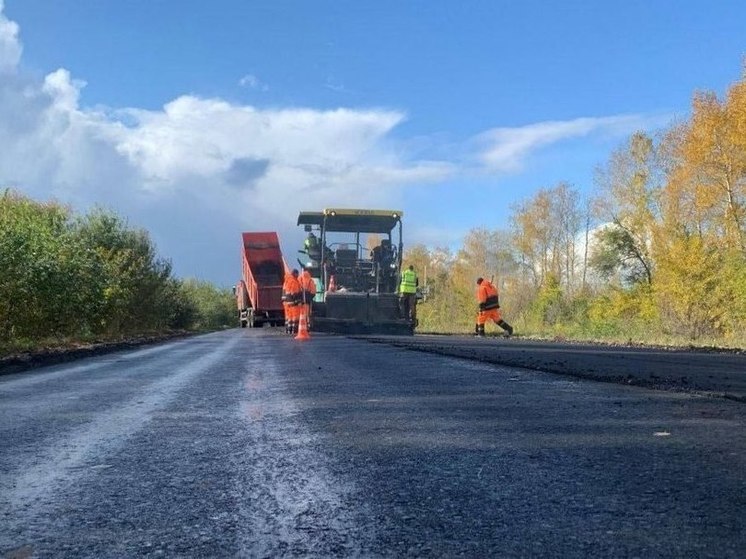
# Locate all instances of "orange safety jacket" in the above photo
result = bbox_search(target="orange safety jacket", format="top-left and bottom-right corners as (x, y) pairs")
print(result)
(300, 271), (316, 299)
(282, 274), (302, 304)
(477, 280), (500, 311)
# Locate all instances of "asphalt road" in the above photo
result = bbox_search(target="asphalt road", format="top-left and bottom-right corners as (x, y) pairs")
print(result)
(1, 329), (744, 558)
(361, 334), (746, 401)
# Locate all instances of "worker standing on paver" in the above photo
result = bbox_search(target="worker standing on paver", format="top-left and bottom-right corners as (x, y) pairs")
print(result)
(304, 231), (321, 263)
(299, 268), (317, 329)
(475, 277), (513, 337)
(282, 269), (302, 334)
(398, 264), (418, 324)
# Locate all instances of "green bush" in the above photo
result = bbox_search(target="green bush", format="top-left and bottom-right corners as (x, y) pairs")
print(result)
(0, 190), (232, 354)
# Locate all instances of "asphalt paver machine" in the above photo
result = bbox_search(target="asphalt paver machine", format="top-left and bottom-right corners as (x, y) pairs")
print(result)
(297, 208), (414, 335)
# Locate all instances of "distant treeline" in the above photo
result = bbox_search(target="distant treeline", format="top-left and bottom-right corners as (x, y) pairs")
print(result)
(0, 190), (234, 353)
(406, 70), (746, 345)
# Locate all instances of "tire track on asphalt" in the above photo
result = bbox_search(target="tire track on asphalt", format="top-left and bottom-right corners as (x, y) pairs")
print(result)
(234, 337), (371, 557)
(0, 333), (240, 527)
(0, 339), (191, 391)
(0, 341), (206, 437)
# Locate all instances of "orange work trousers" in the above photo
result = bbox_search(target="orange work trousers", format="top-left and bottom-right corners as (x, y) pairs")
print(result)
(477, 308), (503, 326)
(284, 302), (301, 321)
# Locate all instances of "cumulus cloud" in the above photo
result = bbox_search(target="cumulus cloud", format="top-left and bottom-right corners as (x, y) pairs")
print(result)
(224, 157), (270, 188)
(43, 68), (87, 111)
(0, 0), (21, 73)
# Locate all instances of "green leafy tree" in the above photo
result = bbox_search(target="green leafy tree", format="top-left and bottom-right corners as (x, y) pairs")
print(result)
(590, 225), (653, 286)
(592, 132), (662, 286)
(74, 208), (175, 335)
(0, 191), (94, 340)
(179, 279), (234, 330)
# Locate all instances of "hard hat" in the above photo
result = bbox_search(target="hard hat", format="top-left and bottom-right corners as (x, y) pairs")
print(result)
(476, 277), (484, 284)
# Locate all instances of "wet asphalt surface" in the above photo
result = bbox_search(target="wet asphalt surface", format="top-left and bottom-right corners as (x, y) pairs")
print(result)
(1, 329), (744, 558)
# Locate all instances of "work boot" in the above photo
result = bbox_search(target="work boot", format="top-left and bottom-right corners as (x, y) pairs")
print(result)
(476, 325), (485, 337)
(498, 320), (514, 336)
(474, 324), (480, 337)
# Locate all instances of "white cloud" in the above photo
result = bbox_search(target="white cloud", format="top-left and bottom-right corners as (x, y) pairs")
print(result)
(476, 114), (659, 172)
(43, 68), (87, 111)
(0, 0), (22, 73)
(105, 96), (452, 211)
(239, 74), (268, 91)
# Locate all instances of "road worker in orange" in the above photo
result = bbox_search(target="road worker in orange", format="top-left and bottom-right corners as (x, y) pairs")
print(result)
(282, 269), (302, 334)
(475, 277), (513, 337)
(299, 268), (317, 328)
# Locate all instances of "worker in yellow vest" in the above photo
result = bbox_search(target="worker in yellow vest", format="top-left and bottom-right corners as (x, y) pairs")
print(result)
(398, 265), (418, 323)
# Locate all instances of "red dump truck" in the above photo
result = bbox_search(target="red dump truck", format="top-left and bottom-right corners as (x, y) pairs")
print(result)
(235, 232), (288, 328)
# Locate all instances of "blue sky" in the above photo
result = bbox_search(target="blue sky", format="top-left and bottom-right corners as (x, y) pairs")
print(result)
(1, 0), (744, 286)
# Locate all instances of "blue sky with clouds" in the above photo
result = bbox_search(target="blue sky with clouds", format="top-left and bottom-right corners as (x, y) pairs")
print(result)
(1, 1), (744, 286)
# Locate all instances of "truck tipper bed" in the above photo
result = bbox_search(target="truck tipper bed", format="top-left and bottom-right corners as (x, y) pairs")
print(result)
(235, 232), (287, 328)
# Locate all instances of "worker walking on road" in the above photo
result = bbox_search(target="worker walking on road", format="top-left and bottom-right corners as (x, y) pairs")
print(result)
(282, 269), (302, 334)
(475, 277), (513, 337)
(398, 264), (418, 324)
(299, 268), (317, 329)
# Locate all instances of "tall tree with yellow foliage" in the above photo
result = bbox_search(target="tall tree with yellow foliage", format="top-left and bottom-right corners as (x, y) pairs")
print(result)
(655, 71), (746, 338)
(668, 74), (746, 252)
(510, 183), (582, 291)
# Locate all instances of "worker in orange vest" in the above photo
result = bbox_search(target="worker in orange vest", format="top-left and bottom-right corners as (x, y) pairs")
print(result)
(299, 268), (317, 328)
(282, 269), (302, 334)
(475, 277), (513, 337)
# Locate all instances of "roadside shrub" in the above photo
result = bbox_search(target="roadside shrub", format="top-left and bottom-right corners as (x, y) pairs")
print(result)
(0, 190), (230, 354)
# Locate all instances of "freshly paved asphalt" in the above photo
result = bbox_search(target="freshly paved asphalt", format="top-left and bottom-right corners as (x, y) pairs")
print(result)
(1, 329), (744, 557)
(362, 334), (746, 401)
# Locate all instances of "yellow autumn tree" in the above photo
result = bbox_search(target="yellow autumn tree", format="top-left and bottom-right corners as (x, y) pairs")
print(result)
(402, 243), (466, 332)
(672, 75), (746, 252)
(655, 71), (746, 338)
